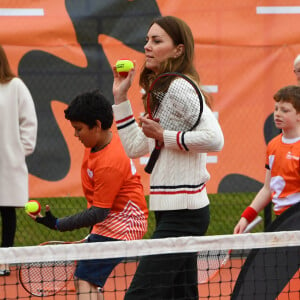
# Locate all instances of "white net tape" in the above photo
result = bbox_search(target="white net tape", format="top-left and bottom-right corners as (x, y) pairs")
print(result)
(1, 230), (300, 264)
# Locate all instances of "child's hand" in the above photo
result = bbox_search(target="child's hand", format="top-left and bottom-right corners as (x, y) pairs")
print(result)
(35, 205), (58, 230)
(233, 218), (249, 234)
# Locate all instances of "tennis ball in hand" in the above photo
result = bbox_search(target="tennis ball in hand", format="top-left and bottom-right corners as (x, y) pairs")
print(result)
(25, 200), (41, 215)
(115, 59), (134, 77)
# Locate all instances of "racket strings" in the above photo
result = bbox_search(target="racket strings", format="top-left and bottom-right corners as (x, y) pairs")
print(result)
(197, 217), (262, 284)
(145, 72), (203, 174)
(20, 261), (75, 296)
(19, 240), (88, 296)
(151, 76), (201, 131)
(197, 250), (230, 283)
(149, 75), (173, 112)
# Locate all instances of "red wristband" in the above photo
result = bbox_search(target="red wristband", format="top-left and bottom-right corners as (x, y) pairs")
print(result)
(241, 206), (258, 223)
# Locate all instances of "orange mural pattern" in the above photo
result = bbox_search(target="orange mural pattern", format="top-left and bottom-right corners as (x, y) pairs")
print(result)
(1, 0), (300, 197)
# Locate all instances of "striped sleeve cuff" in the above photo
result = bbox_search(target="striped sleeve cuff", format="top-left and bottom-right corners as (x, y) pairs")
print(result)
(164, 130), (189, 151)
(112, 100), (135, 130)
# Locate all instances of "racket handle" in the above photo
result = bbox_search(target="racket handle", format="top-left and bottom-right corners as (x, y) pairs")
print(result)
(244, 216), (263, 233)
(144, 148), (161, 174)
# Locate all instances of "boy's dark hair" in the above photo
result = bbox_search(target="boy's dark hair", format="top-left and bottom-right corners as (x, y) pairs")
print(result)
(64, 90), (113, 129)
(274, 85), (300, 113)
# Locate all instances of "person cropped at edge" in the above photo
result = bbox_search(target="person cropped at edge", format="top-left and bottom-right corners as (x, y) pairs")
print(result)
(0, 45), (38, 276)
(112, 16), (224, 300)
(27, 90), (148, 300)
(234, 85), (300, 234)
(293, 54), (300, 86)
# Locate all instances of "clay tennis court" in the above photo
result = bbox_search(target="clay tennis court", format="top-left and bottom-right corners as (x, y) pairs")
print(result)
(1, 258), (299, 299)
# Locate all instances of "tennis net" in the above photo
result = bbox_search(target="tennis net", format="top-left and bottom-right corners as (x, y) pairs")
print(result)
(0, 230), (299, 299)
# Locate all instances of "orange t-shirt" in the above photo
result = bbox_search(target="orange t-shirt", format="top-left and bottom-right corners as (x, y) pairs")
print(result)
(81, 134), (148, 240)
(266, 134), (300, 215)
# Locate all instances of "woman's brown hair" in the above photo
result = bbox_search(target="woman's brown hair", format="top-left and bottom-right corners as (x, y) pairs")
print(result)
(0, 45), (15, 83)
(139, 16), (211, 109)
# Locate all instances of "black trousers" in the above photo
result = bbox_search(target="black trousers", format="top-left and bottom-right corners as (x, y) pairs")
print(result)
(0, 207), (16, 247)
(124, 206), (210, 300)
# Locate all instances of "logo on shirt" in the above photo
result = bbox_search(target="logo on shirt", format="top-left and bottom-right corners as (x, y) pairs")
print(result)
(87, 168), (93, 178)
(286, 151), (299, 161)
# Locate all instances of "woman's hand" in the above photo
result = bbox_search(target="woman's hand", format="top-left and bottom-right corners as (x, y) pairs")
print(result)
(112, 62), (136, 104)
(140, 115), (164, 142)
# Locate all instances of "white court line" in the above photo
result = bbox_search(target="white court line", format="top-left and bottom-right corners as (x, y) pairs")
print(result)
(256, 6), (300, 14)
(0, 8), (44, 16)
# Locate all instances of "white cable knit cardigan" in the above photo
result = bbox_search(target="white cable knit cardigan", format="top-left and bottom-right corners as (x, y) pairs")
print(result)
(112, 98), (224, 211)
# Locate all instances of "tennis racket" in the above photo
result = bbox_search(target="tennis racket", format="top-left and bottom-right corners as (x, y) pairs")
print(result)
(198, 216), (263, 284)
(19, 237), (88, 297)
(144, 72), (204, 174)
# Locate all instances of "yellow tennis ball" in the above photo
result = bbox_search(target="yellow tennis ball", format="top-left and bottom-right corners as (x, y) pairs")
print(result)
(25, 200), (41, 215)
(115, 59), (134, 76)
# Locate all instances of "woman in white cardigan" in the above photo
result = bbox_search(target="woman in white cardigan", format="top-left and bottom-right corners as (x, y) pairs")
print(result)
(0, 45), (37, 276)
(113, 16), (224, 300)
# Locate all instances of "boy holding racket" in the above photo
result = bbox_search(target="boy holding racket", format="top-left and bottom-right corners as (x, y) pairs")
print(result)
(28, 90), (148, 300)
(233, 85), (300, 299)
(234, 85), (300, 233)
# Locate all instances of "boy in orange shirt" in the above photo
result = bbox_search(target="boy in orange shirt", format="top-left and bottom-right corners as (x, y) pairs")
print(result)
(29, 90), (148, 300)
(234, 85), (300, 233)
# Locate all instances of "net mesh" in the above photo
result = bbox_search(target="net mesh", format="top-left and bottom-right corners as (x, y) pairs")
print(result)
(0, 231), (299, 299)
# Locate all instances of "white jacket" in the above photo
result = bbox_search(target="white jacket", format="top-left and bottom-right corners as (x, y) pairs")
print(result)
(0, 78), (37, 207)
